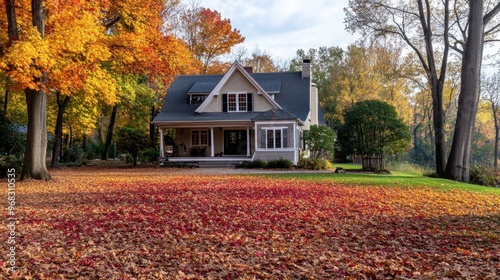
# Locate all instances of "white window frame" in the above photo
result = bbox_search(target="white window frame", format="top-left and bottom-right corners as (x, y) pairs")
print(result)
(262, 127), (288, 149)
(227, 92), (247, 112)
(191, 130), (209, 146)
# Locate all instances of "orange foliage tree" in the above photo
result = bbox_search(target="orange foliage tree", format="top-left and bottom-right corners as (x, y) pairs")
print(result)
(99, 0), (200, 160)
(181, 7), (244, 73)
(0, 0), (201, 178)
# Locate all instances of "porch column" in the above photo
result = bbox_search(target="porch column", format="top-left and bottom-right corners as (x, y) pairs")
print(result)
(159, 128), (165, 158)
(247, 127), (251, 157)
(210, 127), (215, 157)
(293, 123), (298, 165)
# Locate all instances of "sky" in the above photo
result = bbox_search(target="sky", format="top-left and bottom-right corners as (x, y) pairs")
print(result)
(200, 0), (359, 61)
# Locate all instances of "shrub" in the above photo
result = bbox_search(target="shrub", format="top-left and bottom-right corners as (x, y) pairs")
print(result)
(139, 148), (159, 163)
(236, 158), (293, 169)
(0, 154), (23, 178)
(236, 159), (266, 169)
(303, 125), (335, 159)
(300, 158), (332, 170)
(84, 141), (104, 160)
(266, 158), (294, 169)
(0, 112), (25, 177)
(62, 147), (86, 166)
(116, 126), (150, 166)
(469, 165), (496, 187)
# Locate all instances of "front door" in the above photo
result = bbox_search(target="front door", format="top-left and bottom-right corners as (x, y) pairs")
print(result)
(224, 130), (247, 155)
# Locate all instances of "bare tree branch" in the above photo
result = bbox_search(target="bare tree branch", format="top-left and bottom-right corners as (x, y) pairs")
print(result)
(484, 2), (500, 24)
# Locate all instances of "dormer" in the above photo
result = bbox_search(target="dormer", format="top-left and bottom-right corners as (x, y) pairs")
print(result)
(187, 82), (216, 104)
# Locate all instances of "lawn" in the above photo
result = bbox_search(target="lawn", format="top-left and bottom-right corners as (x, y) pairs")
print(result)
(2, 167), (499, 279)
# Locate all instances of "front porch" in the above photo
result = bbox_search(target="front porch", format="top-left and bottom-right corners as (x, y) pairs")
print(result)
(158, 124), (255, 160)
(155, 118), (301, 166)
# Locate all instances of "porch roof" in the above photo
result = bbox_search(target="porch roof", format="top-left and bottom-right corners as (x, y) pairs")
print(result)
(153, 109), (302, 127)
(152, 111), (260, 124)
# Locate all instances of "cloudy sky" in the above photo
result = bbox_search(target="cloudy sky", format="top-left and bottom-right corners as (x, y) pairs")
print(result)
(200, 0), (359, 60)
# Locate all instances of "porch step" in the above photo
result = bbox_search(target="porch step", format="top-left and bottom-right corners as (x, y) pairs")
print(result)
(198, 161), (239, 168)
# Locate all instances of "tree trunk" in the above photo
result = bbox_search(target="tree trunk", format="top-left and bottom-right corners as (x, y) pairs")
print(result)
(150, 105), (156, 146)
(51, 93), (70, 167)
(415, 0), (450, 176)
(495, 124), (499, 170)
(21, 87), (51, 180)
(82, 134), (87, 150)
(5, 0), (18, 44)
(21, 0), (51, 180)
(69, 125), (73, 148)
(102, 105), (118, 160)
(489, 102), (499, 169)
(445, 0), (484, 182)
(3, 83), (9, 112)
(413, 122), (422, 160)
(4, 0), (16, 114)
(431, 82), (446, 176)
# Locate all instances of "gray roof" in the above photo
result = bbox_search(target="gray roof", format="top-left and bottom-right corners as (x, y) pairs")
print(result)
(188, 82), (218, 93)
(153, 71), (320, 124)
(252, 108), (301, 122)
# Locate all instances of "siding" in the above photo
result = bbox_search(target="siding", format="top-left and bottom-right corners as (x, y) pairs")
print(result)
(253, 150), (295, 163)
(202, 70), (275, 113)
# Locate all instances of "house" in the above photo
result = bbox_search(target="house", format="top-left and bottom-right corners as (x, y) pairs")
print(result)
(151, 60), (325, 165)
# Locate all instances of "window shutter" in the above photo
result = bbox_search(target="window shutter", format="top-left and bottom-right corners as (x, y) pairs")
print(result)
(222, 94), (228, 112)
(283, 128), (288, 148)
(247, 93), (253, 111)
(261, 129), (266, 148)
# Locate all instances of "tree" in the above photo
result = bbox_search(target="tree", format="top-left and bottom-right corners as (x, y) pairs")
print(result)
(46, 1), (115, 167)
(483, 72), (500, 169)
(338, 100), (410, 170)
(290, 46), (344, 126)
(444, 1), (500, 181)
(244, 48), (277, 73)
(329, 41), (414, 124)
(1, 0), (52, 180)
(116, 126), (149, 166)
(180, 6), (244, 73)
(99, 0), (200, 160)
(345, 0), (500, 181)
(345, 0), (450, 176)
(302, 125), (336, 159)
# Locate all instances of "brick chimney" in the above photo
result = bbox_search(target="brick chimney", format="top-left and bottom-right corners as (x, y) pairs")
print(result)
(302, 59), (311, 79)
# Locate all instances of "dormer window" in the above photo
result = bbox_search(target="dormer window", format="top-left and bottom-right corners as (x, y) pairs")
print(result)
(189, 94), (207, 104)
(222, 92), (253, 112)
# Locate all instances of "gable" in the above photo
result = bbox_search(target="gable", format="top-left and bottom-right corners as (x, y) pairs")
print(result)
(195, 62), (280, 113)
(201, 70), (276, 112)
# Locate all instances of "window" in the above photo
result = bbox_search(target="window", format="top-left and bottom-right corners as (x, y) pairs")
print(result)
(223, 93), (252, 112)
(227, 93), (248, 112)
(192, 130), (208, 146)
(261, 128), (288, 149)
(189, 94), (207, 104)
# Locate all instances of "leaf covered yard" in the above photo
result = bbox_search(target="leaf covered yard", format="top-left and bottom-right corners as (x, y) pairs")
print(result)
(2, 168), (499, 279)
